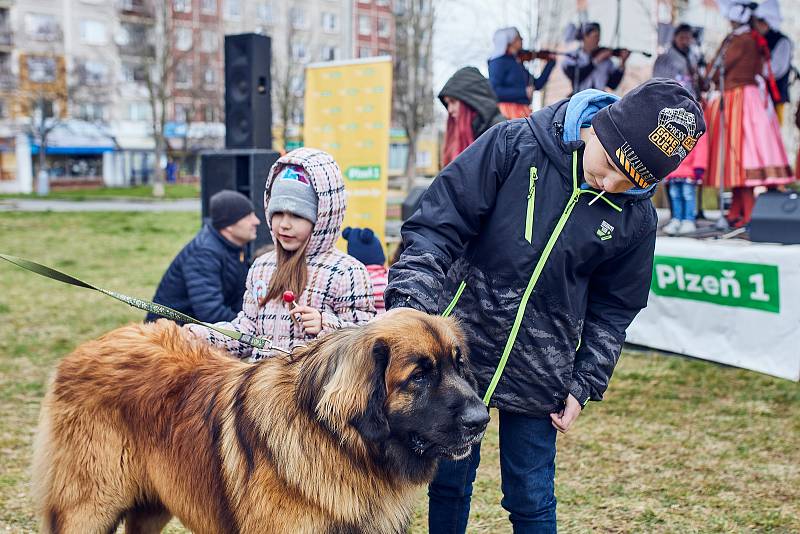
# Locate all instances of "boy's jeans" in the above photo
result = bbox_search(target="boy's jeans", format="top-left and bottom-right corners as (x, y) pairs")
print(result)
(428, 411), (557, 534)
(668, 180), (697, 222)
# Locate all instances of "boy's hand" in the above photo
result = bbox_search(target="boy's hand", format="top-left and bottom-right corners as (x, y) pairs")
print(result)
(550, 394), (582, 433)
(292, 305), (322, 335)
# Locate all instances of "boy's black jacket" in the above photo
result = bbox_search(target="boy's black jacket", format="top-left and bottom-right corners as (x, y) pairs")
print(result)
(386, 99), (657, 416)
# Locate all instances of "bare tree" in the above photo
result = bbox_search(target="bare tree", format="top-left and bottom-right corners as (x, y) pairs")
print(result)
(272, 26), (306, 153)
(17, 52), (68, 195)
(393, 0), (435, 191)
(144, 0), (179, 198)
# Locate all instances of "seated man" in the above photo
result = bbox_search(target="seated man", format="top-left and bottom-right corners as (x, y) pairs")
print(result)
(145, 190), (259, 324)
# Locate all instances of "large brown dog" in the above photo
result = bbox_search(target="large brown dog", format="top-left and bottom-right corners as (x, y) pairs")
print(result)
(31, 309), (488, 533)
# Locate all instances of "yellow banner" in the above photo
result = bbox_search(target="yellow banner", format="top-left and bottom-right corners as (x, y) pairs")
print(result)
(304, 57), (393, 249)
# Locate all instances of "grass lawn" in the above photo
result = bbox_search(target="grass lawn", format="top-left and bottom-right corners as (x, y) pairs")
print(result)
(1, 211), (798, 533)
(0, 183), (200, 202)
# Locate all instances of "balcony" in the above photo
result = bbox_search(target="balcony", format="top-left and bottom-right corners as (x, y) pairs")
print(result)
(118, 0), (154, 22)
(118, 42), (155, 58)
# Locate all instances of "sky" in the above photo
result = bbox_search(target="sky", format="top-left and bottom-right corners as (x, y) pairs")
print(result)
(432, 0), (541, 93)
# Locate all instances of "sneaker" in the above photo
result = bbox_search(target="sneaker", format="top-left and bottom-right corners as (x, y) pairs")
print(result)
(662, 219), (681, 235)
(677, 220), (697, 235)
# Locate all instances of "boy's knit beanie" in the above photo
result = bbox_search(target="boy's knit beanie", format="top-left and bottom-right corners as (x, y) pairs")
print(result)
(591, 78), (706, 188)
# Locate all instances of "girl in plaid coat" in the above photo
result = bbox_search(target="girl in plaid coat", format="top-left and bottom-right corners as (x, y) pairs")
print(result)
(187, 148), (376, 359)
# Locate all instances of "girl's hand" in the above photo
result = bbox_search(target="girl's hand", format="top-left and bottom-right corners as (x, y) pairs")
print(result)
(292, 305), (323, 335)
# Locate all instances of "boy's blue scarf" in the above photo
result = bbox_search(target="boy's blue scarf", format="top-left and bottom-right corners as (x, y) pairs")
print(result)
(563, 89), (655, 196)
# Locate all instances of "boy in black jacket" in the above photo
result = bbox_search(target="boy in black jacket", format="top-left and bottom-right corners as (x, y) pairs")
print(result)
(385, 79), (705, 533)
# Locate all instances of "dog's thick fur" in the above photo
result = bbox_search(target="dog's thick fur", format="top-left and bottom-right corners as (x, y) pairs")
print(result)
(32, 309), (487, 533)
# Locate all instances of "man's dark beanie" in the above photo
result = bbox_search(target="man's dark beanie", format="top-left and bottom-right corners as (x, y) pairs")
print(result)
(210, 190), (255, 230)
(592, 78), (706, 188)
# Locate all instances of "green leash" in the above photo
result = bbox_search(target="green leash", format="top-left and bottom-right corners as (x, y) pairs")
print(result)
(0, 253), (275, 352)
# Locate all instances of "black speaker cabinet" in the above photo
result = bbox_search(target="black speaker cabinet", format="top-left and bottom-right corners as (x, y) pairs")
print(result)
(201, 149), (281, 259)
(750, 191), (800, 245)
(225, 33), (271, 149)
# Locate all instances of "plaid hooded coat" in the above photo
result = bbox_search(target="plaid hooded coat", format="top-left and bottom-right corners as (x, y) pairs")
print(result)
(188, 148), (376, 359)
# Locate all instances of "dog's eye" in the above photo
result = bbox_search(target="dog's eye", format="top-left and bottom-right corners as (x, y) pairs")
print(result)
(409, 370), (427, 384)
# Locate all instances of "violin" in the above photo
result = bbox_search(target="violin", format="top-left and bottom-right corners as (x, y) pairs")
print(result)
(591, 47), (653, 58)
(517, 49), (557, 62)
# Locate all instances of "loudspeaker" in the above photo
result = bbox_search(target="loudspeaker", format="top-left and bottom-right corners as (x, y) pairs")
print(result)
(402, 185), (428, 221)
(750, 191), (800, 244)
(225, 33), (271, 149)
(201, 149), (281, 259)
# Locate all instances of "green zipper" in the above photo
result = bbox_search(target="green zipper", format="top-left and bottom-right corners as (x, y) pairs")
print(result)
(482, 151), (582, 406)
(524, 167), (538, 243)
(441, 280), (466, 318)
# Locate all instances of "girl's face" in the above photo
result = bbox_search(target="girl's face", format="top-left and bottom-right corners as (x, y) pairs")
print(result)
(271, 212), (313, 251)
(443, 96), (461, 119)
(507, 35), (523, 55)
(581, 127), (636, 193)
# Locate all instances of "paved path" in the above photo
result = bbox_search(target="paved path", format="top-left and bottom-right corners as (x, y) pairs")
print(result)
(0, 198), (200, 212)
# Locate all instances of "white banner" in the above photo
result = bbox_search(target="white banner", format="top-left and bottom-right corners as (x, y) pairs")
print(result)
(627, 237), (800, 381)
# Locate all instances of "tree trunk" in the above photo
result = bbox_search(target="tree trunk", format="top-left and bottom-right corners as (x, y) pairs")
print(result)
(36, 136), (49, 196)
(152, 135), (166, 198)
(404, 133), (417, 192)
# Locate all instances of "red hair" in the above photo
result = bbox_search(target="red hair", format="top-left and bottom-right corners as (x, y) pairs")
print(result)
(442, 101), (477, 166)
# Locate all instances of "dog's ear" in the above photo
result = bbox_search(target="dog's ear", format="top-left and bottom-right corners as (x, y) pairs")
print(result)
(352, 339), (390, 443)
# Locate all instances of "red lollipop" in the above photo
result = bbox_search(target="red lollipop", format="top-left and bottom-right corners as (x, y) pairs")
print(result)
(282, 290), (296, 305)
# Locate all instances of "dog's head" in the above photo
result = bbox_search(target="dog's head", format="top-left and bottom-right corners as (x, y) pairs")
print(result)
(295, 309), (489, 481)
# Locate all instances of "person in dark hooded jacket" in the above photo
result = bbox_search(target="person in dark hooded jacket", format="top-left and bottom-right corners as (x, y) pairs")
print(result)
(386, 79), (705, 533)
(438, 66), (506, 167)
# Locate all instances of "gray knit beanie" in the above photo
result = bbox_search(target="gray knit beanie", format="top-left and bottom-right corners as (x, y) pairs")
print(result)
(267, 165), (318, 224)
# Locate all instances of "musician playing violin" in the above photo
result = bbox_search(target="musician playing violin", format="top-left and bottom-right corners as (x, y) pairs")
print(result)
(488, 26), (557, 119)
(562, 22), (629, 94)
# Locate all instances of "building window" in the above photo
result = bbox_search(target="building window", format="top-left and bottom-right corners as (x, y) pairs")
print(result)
(175, 61), (192, 86)
(129, 101), (150, 121)
(200, 0), (216, 14)
(256, 2), (272, 22)
(290, 41), (307, 62)
(358, 0), (371, 4)
(175, 27), (193, 51)
(25, 13), (60, 41)
(320, 45), (338, 61)
(378, 49), (392, 57)
(77, 102), (106, 122)
(203, 67), (216, 86)
(321, 12), (338, 33)
(173, 0), (192, 13)
(376, 0), (390, 5)
(290, 7), (307, 29)
(174, 103), (190, 122)
(201, 30), (218, 52)
(290, 74), (304, 95)
(358, 15), (371, 35)
(225, 0), (241, 19)
(80, 20), (107, 45)
(79, 60), (108, 85)
(358, 46), (372, 58)
(204, 104), (216, 122)
(120, 61), (147, 83)
(377, 17), (390, 38)
(26, 56), (57, 83)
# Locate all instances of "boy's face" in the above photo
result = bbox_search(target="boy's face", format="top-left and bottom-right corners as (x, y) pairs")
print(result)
(581, 127), (637, 193)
